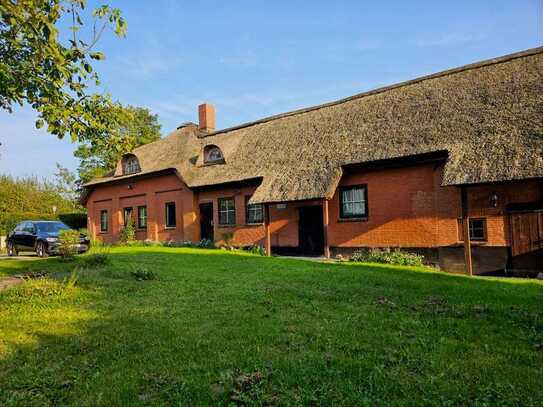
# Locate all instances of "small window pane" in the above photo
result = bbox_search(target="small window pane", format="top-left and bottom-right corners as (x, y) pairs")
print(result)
(469, 218), (486, 241)
(165, 202), (176, 228)
(245, 196), (263, 224)
(219, 198), (236, 225)
(100, 210), (108, 232)
(138, 206), (147, 229)
(340, 186), (367, 218)
(123, 207), (133, 226)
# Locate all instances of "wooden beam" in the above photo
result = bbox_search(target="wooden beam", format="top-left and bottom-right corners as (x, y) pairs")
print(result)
(461, 186), (473, 276)
(264, 203), (271, 256)
(323, 199), (330, 258)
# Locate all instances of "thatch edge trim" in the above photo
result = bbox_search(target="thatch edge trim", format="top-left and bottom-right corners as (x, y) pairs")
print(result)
(204, 46), (543, 138)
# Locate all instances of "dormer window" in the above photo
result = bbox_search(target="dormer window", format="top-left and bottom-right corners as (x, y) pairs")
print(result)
(122, 155), (140, 175)
(203, 145), (225, 165)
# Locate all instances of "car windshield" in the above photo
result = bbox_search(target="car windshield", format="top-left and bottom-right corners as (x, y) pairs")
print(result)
(35, 222), (71, 233)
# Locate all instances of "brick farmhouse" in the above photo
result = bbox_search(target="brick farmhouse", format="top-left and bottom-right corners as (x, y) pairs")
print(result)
(82, 47), (543, 275)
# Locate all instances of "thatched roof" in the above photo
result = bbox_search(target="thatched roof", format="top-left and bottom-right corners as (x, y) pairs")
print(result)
(84, 46), (543, 204)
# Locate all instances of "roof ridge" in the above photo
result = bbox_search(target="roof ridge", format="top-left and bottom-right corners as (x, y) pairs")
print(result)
(205, 46), (543, 137)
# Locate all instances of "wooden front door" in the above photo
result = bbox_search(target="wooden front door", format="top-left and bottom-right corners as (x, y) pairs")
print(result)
(199, 202), (214, 241)
(510, 211), (543, 256)
(298, 206), (324, 256)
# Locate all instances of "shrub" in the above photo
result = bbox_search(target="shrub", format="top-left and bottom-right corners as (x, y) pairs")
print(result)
(197, 238), (215, 248)
(245, 245), (265, 256)
(80, 252), (110, 268)
(119, 219), (136, 244)
(160, 239), (215, 248)
(130, 266), (157, 281)
(58, 229), (80, 260)
(350, 248), (424, 266)
(221, 232), (234, 247)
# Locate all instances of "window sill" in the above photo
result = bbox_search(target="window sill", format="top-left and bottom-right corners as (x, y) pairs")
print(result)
(136, 228), (147, 232)
(337, 217), (368, 223)
(245, 222), (264, 226)
(99, 231), (109, 234)
(164, 226), (176, 230)
(458, 240), (487, 245)
(218, 224), (236, 228)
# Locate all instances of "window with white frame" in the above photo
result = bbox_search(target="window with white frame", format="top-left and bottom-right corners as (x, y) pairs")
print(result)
(100, 210), (108, 232)
(218, 197), (236, 226)
(245, 196), (263, 224)
(137, 206), (147, 229)
(123, 155), (140, 174)
(340, 185), (367, 219)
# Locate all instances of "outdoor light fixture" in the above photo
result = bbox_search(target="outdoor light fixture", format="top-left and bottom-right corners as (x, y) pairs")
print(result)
(490, 192), (499, 208)
(128, 184), (134, 190)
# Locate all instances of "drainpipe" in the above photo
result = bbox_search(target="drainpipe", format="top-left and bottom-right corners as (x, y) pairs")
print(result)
(461, 186), (473, 276)
(264, 203), (271, 256)
(323, 198), (330, 259)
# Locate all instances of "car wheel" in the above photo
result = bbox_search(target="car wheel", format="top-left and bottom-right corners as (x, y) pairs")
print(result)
(36, 242), (48, 258)
(7, 242), (18, 257)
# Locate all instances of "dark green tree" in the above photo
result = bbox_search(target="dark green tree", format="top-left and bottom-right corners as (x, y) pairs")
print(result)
(0, 0), (127, 141)
(75, 105), (162, 183)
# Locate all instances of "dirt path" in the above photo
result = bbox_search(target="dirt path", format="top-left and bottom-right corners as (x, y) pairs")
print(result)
(0, 276), (23, 292)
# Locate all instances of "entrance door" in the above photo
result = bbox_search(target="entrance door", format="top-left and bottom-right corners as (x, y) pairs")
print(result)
(510, 211), (543, 256)
(298, 206), (324, 256)
(200, 202), (214, 241)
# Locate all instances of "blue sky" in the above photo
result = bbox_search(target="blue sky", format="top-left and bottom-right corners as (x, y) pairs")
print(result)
(1, 0), (542, 179)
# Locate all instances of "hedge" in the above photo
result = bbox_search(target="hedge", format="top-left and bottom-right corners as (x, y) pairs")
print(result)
(58, 212), (87, 230)
(0, 212), (87, 235)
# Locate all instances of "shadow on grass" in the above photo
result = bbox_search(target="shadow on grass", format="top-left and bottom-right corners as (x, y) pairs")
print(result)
(0, 248), (542, 405)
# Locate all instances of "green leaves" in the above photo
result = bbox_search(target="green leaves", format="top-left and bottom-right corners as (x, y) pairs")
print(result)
(75, 105), (162, 184)
(0, 0), (127, 142)
(89, 52), (105, 60)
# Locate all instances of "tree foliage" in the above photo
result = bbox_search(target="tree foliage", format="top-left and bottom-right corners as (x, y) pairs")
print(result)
(75, 105), (162, 183)
(0, 0), (127, 141)
(0, 174), (80, 234)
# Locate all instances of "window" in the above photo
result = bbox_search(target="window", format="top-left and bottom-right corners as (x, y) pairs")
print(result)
(123, 207), (133, 226)
(245, 196), (263, 224)
(340, 185), (368, 219)
(137, 206), (147, 230)
(469, 219), (487, 241)
(457, 218), (487, 241)
(100, 210), (108, 232)
(123, 155), (140, 175)
(203, 145), (224, 165)
(165, 202), (176, 228)
(219, 197), (236, 226)
(23, 222), (35, 233)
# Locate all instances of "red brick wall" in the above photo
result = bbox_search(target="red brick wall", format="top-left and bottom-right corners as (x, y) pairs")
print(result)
(329, 164), (543, 249)
(196, 186), (265, 246)
(86, 167), (543, 251)
(86, 174), (198, 243)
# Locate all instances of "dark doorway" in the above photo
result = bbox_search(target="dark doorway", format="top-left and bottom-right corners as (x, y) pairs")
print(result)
(199, 202), (214, 241)
(298, 206), (324, 256)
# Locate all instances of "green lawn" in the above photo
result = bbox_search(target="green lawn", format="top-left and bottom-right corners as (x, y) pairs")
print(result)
(0, 247), (542, 406)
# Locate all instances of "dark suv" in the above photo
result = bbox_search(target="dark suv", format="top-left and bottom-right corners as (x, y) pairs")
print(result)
(6, 221), (90, 257)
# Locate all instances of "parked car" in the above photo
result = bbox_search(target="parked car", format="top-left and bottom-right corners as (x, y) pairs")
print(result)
(6, 221), (90, 257)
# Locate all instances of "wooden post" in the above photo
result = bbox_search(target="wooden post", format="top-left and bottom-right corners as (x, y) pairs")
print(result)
(264, 203), (271, 256)
(323, 198), (330, 258)
(461, 186), (473, 276)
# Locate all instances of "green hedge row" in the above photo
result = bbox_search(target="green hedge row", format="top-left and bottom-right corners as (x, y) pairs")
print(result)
(0, 212), (87, 235)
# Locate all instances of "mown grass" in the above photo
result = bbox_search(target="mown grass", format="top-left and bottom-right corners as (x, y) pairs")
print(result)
(0, 247), (542, 405)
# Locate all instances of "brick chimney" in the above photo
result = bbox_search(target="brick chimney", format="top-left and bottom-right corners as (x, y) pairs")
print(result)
(198, 103), (215, 133)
